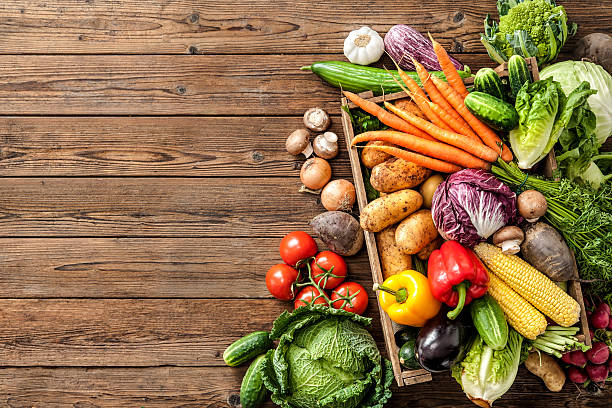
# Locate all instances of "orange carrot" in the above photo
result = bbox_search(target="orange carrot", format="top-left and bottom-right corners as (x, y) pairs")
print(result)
(361, 144), (462, 173)
(412, 58), (479, 141)
(394, 98), (427, 120)
(389, 64), (453, 132)
(429, 34), (469, 98)
(343, 91), (435, 141)
(428, 101), (480, 142)
(351, 130), (491, 170)
(384, 102), (499, 163)
(430, 76), (513, 161)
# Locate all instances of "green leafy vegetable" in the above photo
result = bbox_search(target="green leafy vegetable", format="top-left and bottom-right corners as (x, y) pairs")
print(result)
(451, 330), (526, 407)
(481, 0), (576, 66)
(492, 159), (612, 302)
(509, 78), (595, 169)
(261, 306), (393, 408)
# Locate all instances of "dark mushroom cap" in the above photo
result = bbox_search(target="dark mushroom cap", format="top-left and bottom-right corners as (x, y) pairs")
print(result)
(286, 128), (311, 155)
(493, 226), (524, 245)
(517, 190), (548, 220)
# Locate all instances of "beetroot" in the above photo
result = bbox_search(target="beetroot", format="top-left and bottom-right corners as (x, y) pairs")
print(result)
(561, 352), (573, 364)
(590, 308), (610, 329)
(586, 362), (609, 383)
(568, 366), (589, 384)
(597, 302), (611, 315)
(586, 342), (610, 364)
(608, 316), (612, 330)
(568, 349), (588, 367)
(609, 359), (612, 372)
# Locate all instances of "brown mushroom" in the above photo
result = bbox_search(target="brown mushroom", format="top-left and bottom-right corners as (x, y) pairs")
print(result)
(517, 190), (548, 222)
(286, 129), (313, 157)
(493, 226), (525, 255)
(303, 107), (330, 132)
(313, 132), (339, 159)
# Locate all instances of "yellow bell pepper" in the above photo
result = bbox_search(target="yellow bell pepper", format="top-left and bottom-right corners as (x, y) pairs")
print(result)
(374, 270), (441, 327)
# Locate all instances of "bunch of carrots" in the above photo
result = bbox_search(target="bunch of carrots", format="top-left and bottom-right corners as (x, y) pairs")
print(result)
(346, 35), (512, 173)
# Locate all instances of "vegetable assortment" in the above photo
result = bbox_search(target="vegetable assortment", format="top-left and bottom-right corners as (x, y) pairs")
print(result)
(225, 5), (612, 407)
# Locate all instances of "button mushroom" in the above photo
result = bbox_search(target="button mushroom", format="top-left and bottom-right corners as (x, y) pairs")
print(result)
(286, 129), (313, 158)
(313, 132), (339, 159)
(517, 190), (548, 222)
(492, 226), (524, 255)
(303, 107), (330, 132)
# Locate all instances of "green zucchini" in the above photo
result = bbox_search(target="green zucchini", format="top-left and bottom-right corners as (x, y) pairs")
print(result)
(223, 331), (272, 367)
(394, 326), (420, 347)
(470, 295), (509, 350)
(508, 55), (532, 100)
(398, 339), (420, 369)
(464, 92), (519, 131)
(301, 61), (472, 96)
(240, 354), (269, 408)
(473, 68), (507, 101)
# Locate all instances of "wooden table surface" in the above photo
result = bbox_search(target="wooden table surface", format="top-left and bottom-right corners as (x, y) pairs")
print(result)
(0, 1), (610, 407)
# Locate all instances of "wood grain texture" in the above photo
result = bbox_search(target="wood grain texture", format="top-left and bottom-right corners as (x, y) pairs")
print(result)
(0, 299), (383, 366)
(0, 177), (335, 237)
(0, 366), (606, 408)
(0, 1), (608, 54)
(0, 53), (494, 115)
(0, 116), (351, 177)
(0, 238), (372, 298)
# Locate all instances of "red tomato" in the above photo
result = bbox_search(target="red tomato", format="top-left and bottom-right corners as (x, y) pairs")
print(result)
(266, 264), (299, 300)
(331, 282), (368, 315)
(311, 251), (347, 290)
(294, 285), (328, 309)
(279, 231), (318, 266)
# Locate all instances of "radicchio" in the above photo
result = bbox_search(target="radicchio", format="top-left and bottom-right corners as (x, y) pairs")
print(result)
(431, 169), (517, 248)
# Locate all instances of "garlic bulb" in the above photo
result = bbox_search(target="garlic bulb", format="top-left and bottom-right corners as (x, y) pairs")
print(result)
(343, 26), (385, 65)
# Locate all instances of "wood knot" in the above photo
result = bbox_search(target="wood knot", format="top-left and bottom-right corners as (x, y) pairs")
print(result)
(188, 45), (198, 54)
(453, 11), (465, 23)
(176, 86), (187, 95)
(452, 41), (464, 52)
(189, 13), (200, 24)
(252, 151), (264, 163)
(292, 161), (301, 170)
(214, 350), (221, 358)
(227, 393), (241, 407)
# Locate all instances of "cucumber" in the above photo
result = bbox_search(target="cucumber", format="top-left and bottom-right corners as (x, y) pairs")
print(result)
(398, 339), (420, 369)
(240, 354), (269, 408)
(473, 68), (507, 101)
(508, 55), (532, 100)
(302, 61), (472, 96)
(464, 92), (519, 131)
(223, 331), (272, 367)
(470, 295), (508, 350)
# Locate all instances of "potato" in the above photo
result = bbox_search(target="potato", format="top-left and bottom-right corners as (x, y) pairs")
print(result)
(525, 352), (565, 392)
(419, 174), (444, 208)
(376, 225), (413, 280)
(573, 33), (612, 74)
(360, 189), (423, 232)
(417, 235), (443, 261)
(394, 98), (427, 120)
(310, 211), (364, 256)
(395, 209), (438, 255)
(370, 158), (432, 193)
(361, 141), (393, 168)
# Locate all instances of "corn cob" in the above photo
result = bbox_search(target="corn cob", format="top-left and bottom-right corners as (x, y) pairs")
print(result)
(474, 243), (580, 327)
(487, 272), (547, 340)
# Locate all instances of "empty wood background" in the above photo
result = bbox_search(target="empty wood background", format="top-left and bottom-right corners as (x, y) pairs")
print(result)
(0, 1), (610, 406)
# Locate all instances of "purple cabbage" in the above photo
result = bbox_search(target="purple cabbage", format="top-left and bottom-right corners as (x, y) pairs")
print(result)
(384, 25), (464, 71)
(431, 169), (517, 248)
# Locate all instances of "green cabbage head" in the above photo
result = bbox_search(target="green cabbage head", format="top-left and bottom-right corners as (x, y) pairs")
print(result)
(261, 306), (393, 408)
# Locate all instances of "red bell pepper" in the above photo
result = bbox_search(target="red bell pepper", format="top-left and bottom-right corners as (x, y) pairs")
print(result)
(427, 240), (489, 319)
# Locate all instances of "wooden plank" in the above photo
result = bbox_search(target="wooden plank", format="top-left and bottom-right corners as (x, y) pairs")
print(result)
(0, 116), (351, 177)
(0, 299), (384, 366)
(0, 1), (608, 54)
(0, 238), (373, 298)
(0, 54), (494, 115)
(0, 177), (339, 237)
(0, 366), (607, 408)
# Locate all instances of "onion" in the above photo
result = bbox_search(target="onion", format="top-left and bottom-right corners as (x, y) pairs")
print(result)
(321, 179), (356, 211)
(300, 157), (331, 190)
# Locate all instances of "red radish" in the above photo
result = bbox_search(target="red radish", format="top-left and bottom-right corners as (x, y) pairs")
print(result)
(590, 308), (610, 329)
(568, 366), (589, 384)
(586, 362), (609, 383)
(561, 352), (572, 364)
(569, 350), (588, 367)
(586, 342), (610, 364)
(597, 302), (611, 315)
(608, 317), (612, 330)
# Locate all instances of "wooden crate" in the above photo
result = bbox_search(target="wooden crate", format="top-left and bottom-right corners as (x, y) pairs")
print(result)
(340, 57), (590, 387)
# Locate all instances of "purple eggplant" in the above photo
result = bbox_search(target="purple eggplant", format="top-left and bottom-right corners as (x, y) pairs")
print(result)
(384, 25), (463, 71)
